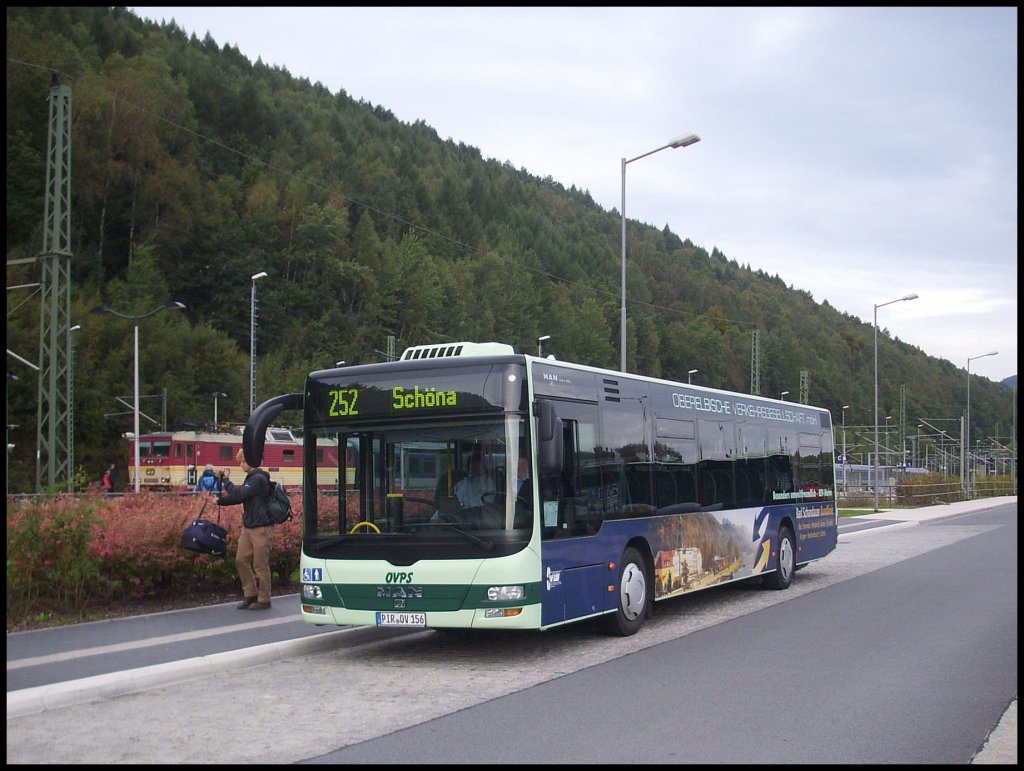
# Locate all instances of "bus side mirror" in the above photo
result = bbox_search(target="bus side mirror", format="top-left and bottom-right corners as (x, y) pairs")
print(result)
(536, 400), (563, 476)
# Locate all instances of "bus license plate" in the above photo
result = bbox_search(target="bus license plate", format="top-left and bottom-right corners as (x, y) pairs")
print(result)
(376, 611), (426, 627)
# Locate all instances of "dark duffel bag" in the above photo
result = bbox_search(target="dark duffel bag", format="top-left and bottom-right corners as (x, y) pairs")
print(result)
(181, 518), (228, 557)
(180, 497), (228, 557)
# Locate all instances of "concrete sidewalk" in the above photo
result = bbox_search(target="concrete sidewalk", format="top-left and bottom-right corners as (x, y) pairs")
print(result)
(844, 495), (1016, 523)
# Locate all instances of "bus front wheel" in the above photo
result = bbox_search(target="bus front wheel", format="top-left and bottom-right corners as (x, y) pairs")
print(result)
(763, 525), (795, 590)
(600, 546), (649, 637)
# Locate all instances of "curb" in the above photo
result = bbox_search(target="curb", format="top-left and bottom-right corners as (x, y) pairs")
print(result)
(7, 628), (349, 719)
(972, 699), (1017, 764)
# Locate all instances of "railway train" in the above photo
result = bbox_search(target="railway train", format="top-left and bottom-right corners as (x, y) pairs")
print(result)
(126, 425), (352, 492)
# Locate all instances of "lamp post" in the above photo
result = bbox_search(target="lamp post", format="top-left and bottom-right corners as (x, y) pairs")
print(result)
(874, 292), (918, 511)
(620, 132), (700, 372)
(250, 271), (268, 414)
(6, 373), (18, 493)
(67, 324), (81, 492)
(917, 424), (927, 470)
(841, 405), (850, 492)
(780, 391), (789, 401)
(537, 335), (550, 357)
(966, 350), (998, 498)
(687, 368), (698, 384)
(884, 415), (892, 469)
(91, 301), (185, 493)
(210, 392), (227, 426)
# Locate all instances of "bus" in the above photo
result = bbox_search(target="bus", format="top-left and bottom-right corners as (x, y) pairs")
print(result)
(126, 426), (353, 492)
(241, 341), (837, 636)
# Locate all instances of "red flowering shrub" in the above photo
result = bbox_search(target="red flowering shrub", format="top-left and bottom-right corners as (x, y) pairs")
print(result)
(7, 489), (306, 624)
(90, 492), (231, 598)
(6, 493), (103, 620)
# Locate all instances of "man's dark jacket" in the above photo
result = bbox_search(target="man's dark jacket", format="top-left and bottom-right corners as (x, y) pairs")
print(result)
(216, 467), (272, 528)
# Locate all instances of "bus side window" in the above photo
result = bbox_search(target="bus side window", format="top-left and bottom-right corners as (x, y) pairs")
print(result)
(677, 467), (697, 503)
(699, 468), (717, 507)
(542, 411), (600, 539)
(769, 455), (793, 494)
(545, 419), (579, 536)
(654, 466), (676, 509)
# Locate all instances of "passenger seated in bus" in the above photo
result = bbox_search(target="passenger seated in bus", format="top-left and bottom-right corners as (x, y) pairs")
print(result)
(454, 452), (495, 508)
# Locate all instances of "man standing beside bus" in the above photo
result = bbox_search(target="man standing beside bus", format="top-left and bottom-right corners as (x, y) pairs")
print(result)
(216, 449), (274, 610)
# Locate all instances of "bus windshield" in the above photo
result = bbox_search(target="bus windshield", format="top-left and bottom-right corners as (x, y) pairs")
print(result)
(306, 414), (532, 550)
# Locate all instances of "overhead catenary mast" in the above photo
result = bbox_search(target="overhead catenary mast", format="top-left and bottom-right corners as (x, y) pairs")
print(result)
(34, 74), (74, 491)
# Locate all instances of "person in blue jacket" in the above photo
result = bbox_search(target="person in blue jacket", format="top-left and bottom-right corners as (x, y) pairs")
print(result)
(194, 464), (221, 494)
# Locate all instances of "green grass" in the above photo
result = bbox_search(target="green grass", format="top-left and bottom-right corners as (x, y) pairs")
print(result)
(838, 501), (921, 518)
(839, 509), (872, 518)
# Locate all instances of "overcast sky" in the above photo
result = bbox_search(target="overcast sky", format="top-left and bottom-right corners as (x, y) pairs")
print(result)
(132, 6), (1017, 383)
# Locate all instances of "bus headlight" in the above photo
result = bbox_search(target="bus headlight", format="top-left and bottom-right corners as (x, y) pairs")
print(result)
(487, 585), (525, 601)
(302, 584), (323, 600)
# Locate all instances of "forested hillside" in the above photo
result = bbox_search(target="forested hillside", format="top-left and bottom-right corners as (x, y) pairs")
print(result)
(5, 7), (1015, 492)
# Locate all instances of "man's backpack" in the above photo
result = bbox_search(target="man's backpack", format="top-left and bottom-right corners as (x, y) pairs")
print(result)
(266, 480), (293, 524)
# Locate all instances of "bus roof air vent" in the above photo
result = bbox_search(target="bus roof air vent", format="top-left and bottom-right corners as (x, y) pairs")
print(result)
(399, 341), (516, 361)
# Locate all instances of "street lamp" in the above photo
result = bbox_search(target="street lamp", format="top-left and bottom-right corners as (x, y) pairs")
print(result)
(6, 372), (18, 492)
(917, 423), (927, 470)
(874, 292), (918, 511)
(780, 391), (789, 401)
(210, 392), (227, 426)
(688, 368), (698, 384)
(91, 301), (185, 493)
(620, 132), (700, 372)
(884, 415), (892, 469)
(966, 350), (998, 498)
(537, 335), (550, 357)
(250, 271), (268, 414)
(841, 405), (850, 491)
(67, 324), (81, 492)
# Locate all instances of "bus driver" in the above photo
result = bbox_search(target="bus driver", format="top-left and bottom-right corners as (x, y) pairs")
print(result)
(453, 452), (495, 508)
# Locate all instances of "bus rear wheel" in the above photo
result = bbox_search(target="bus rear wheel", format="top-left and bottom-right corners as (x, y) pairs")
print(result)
(600, 546), (649, 636)
(763, 525), (795, 590)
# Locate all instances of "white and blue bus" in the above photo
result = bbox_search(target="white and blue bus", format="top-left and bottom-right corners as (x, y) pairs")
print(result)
(243, 341), (837, 636)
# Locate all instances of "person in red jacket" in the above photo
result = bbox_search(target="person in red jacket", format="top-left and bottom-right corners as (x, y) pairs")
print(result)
(216, 449), (273, 610)
(102, 462), (117, 496)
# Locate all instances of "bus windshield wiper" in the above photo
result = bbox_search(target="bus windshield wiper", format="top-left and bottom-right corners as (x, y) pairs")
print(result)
(409, 522), (494, 550)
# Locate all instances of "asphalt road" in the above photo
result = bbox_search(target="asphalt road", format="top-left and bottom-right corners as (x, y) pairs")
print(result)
(6, 497), (1016, 763)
